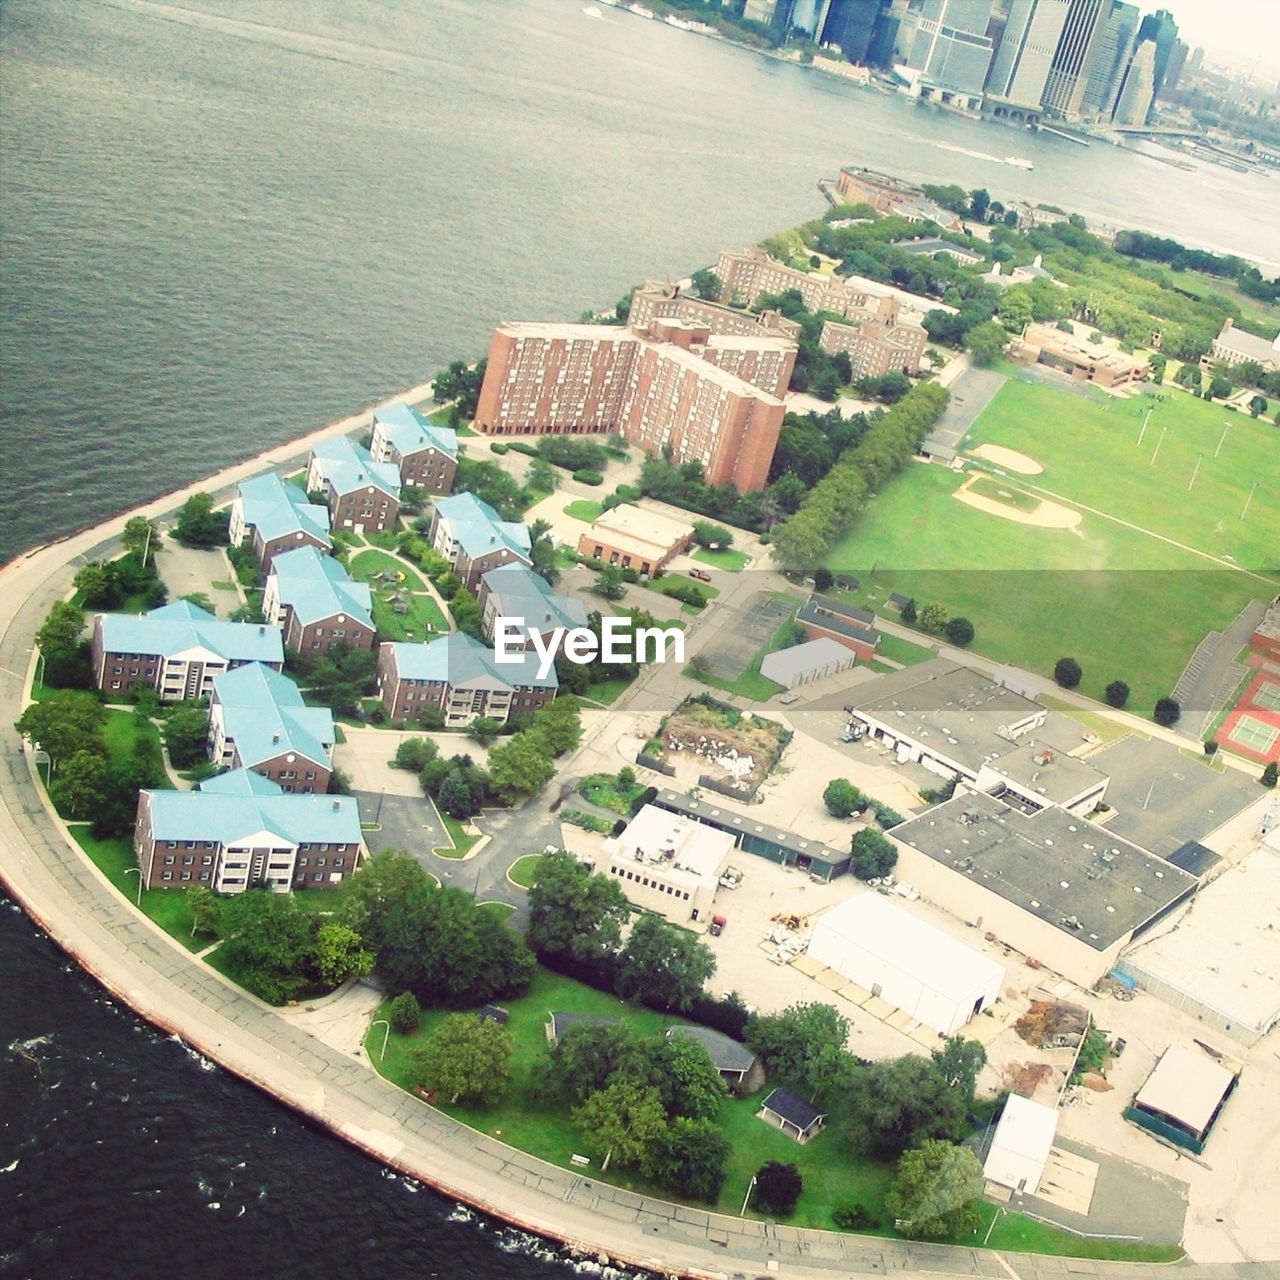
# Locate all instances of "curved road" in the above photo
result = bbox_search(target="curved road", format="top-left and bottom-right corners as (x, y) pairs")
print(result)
(1, 446), (1274, 1280)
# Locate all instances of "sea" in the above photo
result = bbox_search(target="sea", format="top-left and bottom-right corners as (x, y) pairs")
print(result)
(1, 1), (1276, 1275)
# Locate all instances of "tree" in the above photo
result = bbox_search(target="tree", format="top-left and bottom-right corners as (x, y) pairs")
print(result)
(73, 562), (116, 609)
(1149, 352), (1167, 384)
(217, 890), (319, 1004)
(1262, 761), (1278, 788)
(1054, 656), (1082, 689)
(430, 359), (487, 420)
(969, 188), (990, 221)
(640, 1034), (728, 1120)
(823, 778), (866, 819)
(690, 268), (722, 301)
(616, 914), (716, 1012)
(527, 696), (582, 757)
(393, 737), (438, 772)
(486, 732), (556, 805)
(745, 1002), (850, 1099)
(389, 991), (421, 1035)
(163, 704), (210, 768)
(1249, 395), (1269, 418)
(415, 1013), (513, 1104)
(842, 1056), (966, 1157)
(312, 922), (374, 987)
(172, 492), (229, 547)
(652, 1117), (730, 1203)
(1104, 680), (1130, 709)
(1153, 696), (1181, 727)
(944, 617), (974, 647)
(1208, 375), (1232, 400)
(596, 564), (627, 600)
(49, 750), (108, 819)
(187, 885), (220, 938)
(572, 1081), (668, 1173)
(900, 598), (918, 626)
(850, 827), (896, 881)
(931, 1038), (986, 1103)
(436, 769), (478, 819)
(15, 691), (106, 765)
(691, 520), (733, 551)
(527, 458), (558, 494)
(340, 849), (437, 953)
(34, 600), (93, 689)
(549, 1024), (641, 1104)
(121, 516), (158, 564)
(963, 320), (1008, 367)
(1174, 363), (1202, 391)
(886, 1140), (983, 1240)
(753, 1161), (803, 1216)
(448, 586), (484, 638)
(292, 642), (377, 718)
(528, 850), (632, 962)
(812, 567), (834, 592)
(918, 602), (949, 635)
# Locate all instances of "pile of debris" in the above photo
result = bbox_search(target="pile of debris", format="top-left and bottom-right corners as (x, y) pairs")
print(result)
(1015, 999), (1090, 1049)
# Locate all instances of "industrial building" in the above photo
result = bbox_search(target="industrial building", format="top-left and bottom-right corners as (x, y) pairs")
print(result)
(1126, 1045), (1238, 1154)
(759, 637), (858, 689)
(807, 892), (1007, 1036)
(983, 1094), (1060, 1195)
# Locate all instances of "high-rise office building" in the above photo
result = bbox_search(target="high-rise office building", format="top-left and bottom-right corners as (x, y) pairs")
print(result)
(820, 0), (885, 61)
(1163, 39), (1188, 94)
(1113, 37), (1156, 125)
(1136, 8), (1179, 96)
(985, 0), (1071, 108)
(904, 0), (997, 98)
(1078, 0), (1139, 119)
(1188, 46), (1204, 73)
(1041, 0), (1108, 117)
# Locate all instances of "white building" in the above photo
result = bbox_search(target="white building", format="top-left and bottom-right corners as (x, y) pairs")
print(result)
(759, 637), (857, 689)
(597, 804), (733, 931)
(806, 893), (1006, 1036)
(983, 1094), (1059, 1195)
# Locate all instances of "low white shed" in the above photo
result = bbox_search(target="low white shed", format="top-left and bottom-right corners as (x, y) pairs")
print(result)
(983, 1094), (1059, 1195)
(760, 638), (857, 689)
(807, 893), (1006, 1036)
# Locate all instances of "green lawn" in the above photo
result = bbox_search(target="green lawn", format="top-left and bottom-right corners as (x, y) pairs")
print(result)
(874, 631), (937, 667)
(476, 901), (515, 923)
(434, 811), (481, 859)
(563, 500), (604, 523)
(822, 379), (1279, 716)
(424, 405), (476, 437)
(581, 676), (633, 706)
(349, 549), (447, 642)
(507, 854), (544, 888)
(693, 546), (751, 572)
(644, 576), (719, 609)
(685, 665), (785, 702)
(579, 773), (646, 815)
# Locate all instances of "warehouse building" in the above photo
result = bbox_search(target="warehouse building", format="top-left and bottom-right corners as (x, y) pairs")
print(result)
(1126, 1046), (1239, 1154)
(759, 637), (857, 689)
(807, 893), (1006, 1036)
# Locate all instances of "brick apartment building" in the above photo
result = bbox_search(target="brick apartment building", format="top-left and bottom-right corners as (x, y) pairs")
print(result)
(228, 472), (332, 571)
(134, 769), (362, 892)
(627, 281), (803, 341)
(478, 562), (588, 649)
(377, 632), (557, 726)
(306, 437), (402, 535)
(368, 402), (459, 494)
(796, 594), (882, 661)
(428, 492), (532, 591)
(473, 320), (792, 493)
(208, 663), (335, 794)
(263, 546), (375, 655)
(92, 601), (283, 701)
(818, 301), (928, 380)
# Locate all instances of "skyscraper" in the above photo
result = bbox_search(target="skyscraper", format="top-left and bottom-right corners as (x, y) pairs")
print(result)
(1163, 39), (1188, 94)
(986, 0), (1071, 108)
(1041, 0), (1108, 117)
(1078, 0), (1139, 120)
(1136, 8), (1180, 96)
(1113, 37), (1156, 125)
(903, 0), (997, 98)
(820, 0), (885, 61)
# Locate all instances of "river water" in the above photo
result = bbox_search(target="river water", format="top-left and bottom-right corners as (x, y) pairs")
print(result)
(1, 1), (1276, 1275)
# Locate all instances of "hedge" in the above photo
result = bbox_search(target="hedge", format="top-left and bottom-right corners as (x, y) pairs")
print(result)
(572, 469), (604, 486)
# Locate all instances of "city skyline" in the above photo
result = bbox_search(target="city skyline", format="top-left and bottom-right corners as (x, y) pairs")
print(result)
(1151, 0), (1278, 72)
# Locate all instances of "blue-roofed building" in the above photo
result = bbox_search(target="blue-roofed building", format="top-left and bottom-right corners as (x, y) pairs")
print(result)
(369, 403), (458, 495)
(134, 769), (363, 893)
(306, 436), (402, 535)
(228, 472), (332, 570)
(478, 563), (588, 649)
(209, 663), (336, 793)
(428, 492), (531, 590)
(376, 631), (557, 726)
(263, 546), (375, 655)
(91, 601), (284, 702)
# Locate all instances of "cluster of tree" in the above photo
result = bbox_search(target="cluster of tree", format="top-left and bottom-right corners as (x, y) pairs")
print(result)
(637, 455), (771, 533)
(1113, 230), (1280, 303)
(1056, 658), (1180, 726)
(752, 288), (853, 400)
(689, 268), (722, 301)
(552, 607), (667, 696)
(535, 434), (608, 472)
(288, 642), (378, 718)
(486, 696), (581, 805)
(452, 457), (534, 523)
(769, 407), (872, 493)
(16, 691), (166, 838)
(415, 1012), (514, 1105)
(172, 493), (231, 548)
(72, 539), (166, 615)
(34, 601), (94, 689)
(163, 700), (212, 769)
(899, 598), (974, 647)
(691, 520), (733, 551)
(851, 371), (913, 404)
(770, 382), (950, 570)
(395, 736), (492, 819)
(430, 359), (487, 425)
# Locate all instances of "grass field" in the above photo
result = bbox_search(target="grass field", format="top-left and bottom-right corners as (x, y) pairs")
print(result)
(434, 810), (480, 859)
(581, 675), (633, 706)
(563, 500), (604, 523)
(824, 379), (1279, 715)
(693, 546), (751, 572)
(349, 548), (447, 642)
(506, 854), (543, 888)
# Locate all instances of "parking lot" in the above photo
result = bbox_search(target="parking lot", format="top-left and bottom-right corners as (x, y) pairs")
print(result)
(698, 590), (795, 680)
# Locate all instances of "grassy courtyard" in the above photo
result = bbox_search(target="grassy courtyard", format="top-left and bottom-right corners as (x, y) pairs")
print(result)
(823, 379), (1279, 716)
(348, 548), (448, 643)
(693, 545), (751, 572)
(563, 499), (604, 524)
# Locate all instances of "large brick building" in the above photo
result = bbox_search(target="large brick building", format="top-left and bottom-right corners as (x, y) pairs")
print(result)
(478, 562), (588, 649)
(818, 300), (928, 380)
(306, 437), (401, 535)
(428, 492), (532, 591)
(91, 601), (283, 701)
(134, 769), (362, 893)
(368, 402), (458, 494)
(627, 281), (802, 341)
(228, 472), (332, 571)
(208, 663), (335, 794)
(377, 632), (557, 726)
(472, 319), (793, 493)
(263, 546), (375, 655)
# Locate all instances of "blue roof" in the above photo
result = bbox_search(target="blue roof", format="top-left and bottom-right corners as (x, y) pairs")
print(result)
(480, 563), (588, 635)
(384, 631), (557, 690)
(98, 604), (284, 665)
(236, 473), (331, 546)
(373, 403), (458, 461)
(434, 492), (531, 561)
(268, 546), (373, 629)
(310, 436), (401, 500)
(145, 770), (362, 843)
(212, 663), (334, 769)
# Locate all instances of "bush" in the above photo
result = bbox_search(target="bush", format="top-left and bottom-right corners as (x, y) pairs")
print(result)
(389, 991), (421, 1035)
(1263, 761), (1278, 788)
(1153, 696), (1181, 727)
(850, 827), (896, 880)
(753, 1161), (803, 1216)
(1104, 680), (1130, 709)
(832, 1202), (877, 1231)
(944, 616), (974, 647)
(490, 441), (509, 455)
(572, 469), (604, 486)
(1054, 657), (1082, 689)
(654, 577), (708, 608)
(506, 440), (539, 457)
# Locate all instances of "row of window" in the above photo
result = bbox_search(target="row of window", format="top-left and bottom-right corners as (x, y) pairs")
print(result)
(608, 865), (691, 900)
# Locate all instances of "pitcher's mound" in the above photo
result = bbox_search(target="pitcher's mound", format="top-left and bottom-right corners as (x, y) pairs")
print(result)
(971, 443), (1043, 475)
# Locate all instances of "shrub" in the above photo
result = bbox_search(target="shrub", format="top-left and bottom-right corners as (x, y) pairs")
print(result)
(1153, 696), (1181, 727)
(1104, 680), (1130, 709)
(1054, 657), (1082, 689)
(572, 469), (604, 486)
(944, 616), (974, 647)
(506, 440), (539, 457)
(753, 1161), (803, 1216)
(832, 1202), (877, 1231)
(389, 991), (421, 1035)
(850, 827), (896, 880)
(1261, 761), (1277, 788)
(490, 442), (509, 455)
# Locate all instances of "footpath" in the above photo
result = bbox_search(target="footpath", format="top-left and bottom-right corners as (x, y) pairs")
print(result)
(1, 408), (1278, 1279)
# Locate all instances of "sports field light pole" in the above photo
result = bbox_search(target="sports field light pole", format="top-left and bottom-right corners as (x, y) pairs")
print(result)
(1188, 453), (1203, 492)
(1150, 425), (1167, 466)
(1240, 480), (1258, 521)
(1215, 421), (1231, 458)
(371, 1019), (391, 1061)
(1137, 404), (1154, 446)
(741, 1175), (757, 1216)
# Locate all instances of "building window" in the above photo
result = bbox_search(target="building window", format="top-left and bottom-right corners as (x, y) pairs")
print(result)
(162, 871), (173, 881)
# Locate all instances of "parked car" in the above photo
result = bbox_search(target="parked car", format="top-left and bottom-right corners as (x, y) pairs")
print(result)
(687, 567), (712, 582)
(708, 915), (727, 936)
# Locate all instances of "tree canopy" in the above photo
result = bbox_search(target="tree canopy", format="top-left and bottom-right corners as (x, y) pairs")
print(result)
(415, 1013), (513, 1104)
(527, 849), (631, 962)
(615, 914), (716, 1012)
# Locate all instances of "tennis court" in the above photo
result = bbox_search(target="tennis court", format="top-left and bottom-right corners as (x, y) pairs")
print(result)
(1251, 679), (1280, 713)
(1228, 715), (1280, 754)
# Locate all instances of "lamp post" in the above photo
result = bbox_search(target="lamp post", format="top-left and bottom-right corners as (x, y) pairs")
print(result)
(371, 1018), (391, 1062)
(123, 866), (144, 908)
(740, 1175), (757, 1216)
(1215, 421), (1231, 458)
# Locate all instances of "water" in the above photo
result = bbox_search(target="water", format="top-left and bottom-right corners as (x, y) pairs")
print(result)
(0, 0), (1276, 1273)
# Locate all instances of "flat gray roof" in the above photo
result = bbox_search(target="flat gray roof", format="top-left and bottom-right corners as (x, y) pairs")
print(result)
(988, 740), (1109, 806)
(666, 1025), (757, 1074)
(892, 792), (1197, 950)
(848, 659), (1044, 776)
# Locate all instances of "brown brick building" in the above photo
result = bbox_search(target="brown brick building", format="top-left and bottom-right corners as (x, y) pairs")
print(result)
(428, 492), (533, 592)
(306, 437), (402, 535)
(368, 402), (459, 495)
(263, 546), (375, 656)
(818, 300), (928, 380)
(796, 594), (882, 661)
(229, 472), (332, 571)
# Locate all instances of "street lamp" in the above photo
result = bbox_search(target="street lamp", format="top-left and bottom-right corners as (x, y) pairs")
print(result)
(371, 1018), (391, 1062)
(740, 1174), (757, 1216)
(123, 866), (144, 907)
